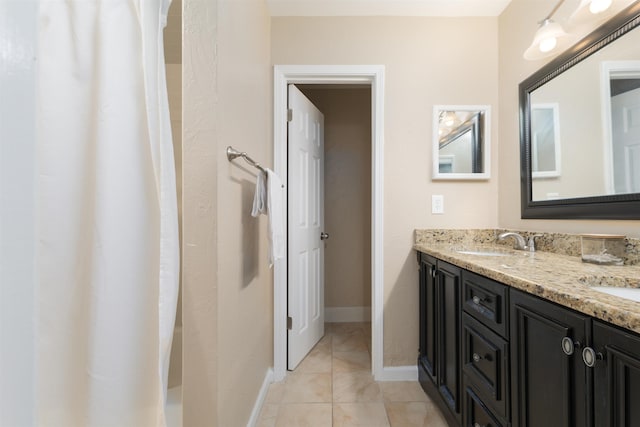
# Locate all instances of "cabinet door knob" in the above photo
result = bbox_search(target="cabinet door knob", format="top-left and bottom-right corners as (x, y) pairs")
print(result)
(561, 337), (575, 355)
(474, 423), (486, 427)
(472, 296), (481, 305)
(472, 353), (482, 363)
(582, 347), (604, 368)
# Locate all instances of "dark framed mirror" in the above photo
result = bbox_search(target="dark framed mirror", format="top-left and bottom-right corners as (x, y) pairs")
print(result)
(520, 1), (640, 219)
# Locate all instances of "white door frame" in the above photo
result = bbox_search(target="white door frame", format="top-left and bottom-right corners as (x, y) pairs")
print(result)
(273, 65), (385, 382)
(600, 60), (640, 194)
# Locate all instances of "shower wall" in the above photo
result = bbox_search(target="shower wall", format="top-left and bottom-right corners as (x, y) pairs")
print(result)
(0, 2), (37, 425)
(164, 0), (182, 390)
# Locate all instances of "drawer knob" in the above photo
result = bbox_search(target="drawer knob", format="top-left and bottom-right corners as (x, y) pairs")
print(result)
(472, 296), (481, 305)
(474, 423), (486, 427)
(472, 353), (482, 363)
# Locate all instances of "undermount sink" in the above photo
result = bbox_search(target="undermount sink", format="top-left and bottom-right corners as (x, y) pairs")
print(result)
(579, 275), (640, 288)
(456, 249), (511, 257)
(590, 287), (640, 303)
(579, 275), (640, 303)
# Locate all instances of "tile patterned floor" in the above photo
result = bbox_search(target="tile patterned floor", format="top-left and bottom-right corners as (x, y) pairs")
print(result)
(257, 322), (449, 427)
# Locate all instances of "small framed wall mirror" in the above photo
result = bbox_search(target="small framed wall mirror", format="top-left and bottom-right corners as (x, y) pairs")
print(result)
(432, 105), (491, 180)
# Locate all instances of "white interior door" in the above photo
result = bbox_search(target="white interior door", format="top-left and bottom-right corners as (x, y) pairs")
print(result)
(287, 84), (325, 370)
(611, 87), (640, 193)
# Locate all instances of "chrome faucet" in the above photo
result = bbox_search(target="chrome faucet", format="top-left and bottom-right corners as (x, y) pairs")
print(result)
(498, 232), (527, 250)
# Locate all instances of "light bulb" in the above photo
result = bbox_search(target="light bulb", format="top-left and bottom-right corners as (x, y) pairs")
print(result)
(539, 36), (558, 53)
(524, 18), (570, 60)
(443, 112), (457, 127)
(589, 0), (612, 14)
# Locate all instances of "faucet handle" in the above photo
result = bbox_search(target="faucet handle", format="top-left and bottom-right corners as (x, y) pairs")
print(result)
(527, 234), (543, 252)
(498, 232), (527, 250)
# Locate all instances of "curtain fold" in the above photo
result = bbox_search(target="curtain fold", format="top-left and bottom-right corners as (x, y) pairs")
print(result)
(36, 1), (178, 426)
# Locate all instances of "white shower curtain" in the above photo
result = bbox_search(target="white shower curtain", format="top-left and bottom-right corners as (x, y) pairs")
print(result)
(36, 1), (179, 426)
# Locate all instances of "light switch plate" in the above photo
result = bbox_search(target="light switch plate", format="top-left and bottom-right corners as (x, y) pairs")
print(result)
(432, 195), (444, 214)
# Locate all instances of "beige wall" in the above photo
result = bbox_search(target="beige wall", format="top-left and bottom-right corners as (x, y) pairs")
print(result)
(166, 63), (183, 389)
(300, 87), (372, 309)
(183, 0), (218, 422)
(273, 17), (499, 365)
(164, 0), (182, 391)
(216, 2), (272, 425)
(183, 0), (273, 425)
(498, 0), (640, 238)
(164, 0), (182, 65)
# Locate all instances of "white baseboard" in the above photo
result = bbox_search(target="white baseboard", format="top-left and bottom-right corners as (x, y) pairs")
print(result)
(246, 368), (274, 427)
(325, 306), (371, 323)
(374, 365), (419, 382)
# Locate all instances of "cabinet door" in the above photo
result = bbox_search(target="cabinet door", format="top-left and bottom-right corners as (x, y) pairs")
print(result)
(419, 253), (438, 381)
(593, 320), (640, 427)
(510, 290), (591, 427)
(438, 261), (462, 421)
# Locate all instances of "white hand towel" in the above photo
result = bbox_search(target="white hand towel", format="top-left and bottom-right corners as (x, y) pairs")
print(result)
(251, 171), (266, 217)
(266, 169), (285, 266)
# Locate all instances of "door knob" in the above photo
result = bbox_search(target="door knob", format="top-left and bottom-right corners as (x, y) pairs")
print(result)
(321, 232), (330, 240)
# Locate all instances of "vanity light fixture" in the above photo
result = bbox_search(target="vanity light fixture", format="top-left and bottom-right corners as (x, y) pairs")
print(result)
(586, 0), (613, 14)
(568, 0), (616, 29)
(524, 0), (572, 60)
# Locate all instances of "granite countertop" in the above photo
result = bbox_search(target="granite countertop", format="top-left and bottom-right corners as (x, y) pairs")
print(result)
(414, 240), (640, 335)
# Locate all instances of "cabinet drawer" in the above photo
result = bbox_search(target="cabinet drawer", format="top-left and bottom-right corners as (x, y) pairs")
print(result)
(462, 313), (509, 419)
(464, 383), (505, 427)
(462, 270), (508, 338)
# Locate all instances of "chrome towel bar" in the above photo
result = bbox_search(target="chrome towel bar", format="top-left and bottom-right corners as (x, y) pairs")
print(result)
(226, 146), (266, 174)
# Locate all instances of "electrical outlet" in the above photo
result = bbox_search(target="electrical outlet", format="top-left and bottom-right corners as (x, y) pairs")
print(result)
(432, 195), (444, 214)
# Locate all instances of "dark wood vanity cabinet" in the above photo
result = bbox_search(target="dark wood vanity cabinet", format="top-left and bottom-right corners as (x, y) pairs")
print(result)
(438, 261), (463, 419)
(510, 289), (591, 427)
(593, 320), (640, 427)
(418, 251), (640, 427)
(418, 253), (438, 382)
(418, 253), (462, 425)
(461, 271), (510, 427)
(511, 290), (640, 427)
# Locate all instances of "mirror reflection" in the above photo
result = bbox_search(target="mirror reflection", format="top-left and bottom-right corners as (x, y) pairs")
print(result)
(433, 105), (490, 180)
(608, 66), (640, 194)
(531, 103), (561, 181)
(528, 23), (640, 202)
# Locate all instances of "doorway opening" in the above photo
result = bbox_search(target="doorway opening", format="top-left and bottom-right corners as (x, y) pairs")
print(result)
(273, 65), (385, 382)
(290, 84), (372, 370)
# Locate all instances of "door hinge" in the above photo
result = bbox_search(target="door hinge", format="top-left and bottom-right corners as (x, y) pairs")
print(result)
(287, 316), (293, 330)
(287, 109), (293, 122)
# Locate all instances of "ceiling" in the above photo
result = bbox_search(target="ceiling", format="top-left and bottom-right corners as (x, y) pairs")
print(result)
(267, 0), (514, 17)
